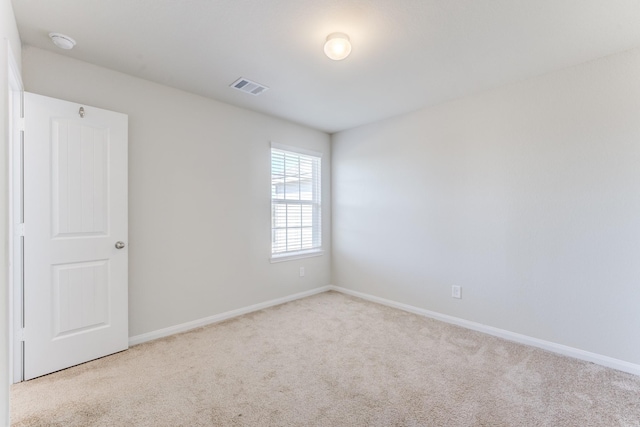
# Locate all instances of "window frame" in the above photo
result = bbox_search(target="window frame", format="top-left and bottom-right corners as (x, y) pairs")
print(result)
(270, 142), (323, 263)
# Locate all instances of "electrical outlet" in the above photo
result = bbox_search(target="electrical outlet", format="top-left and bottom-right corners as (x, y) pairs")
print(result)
(299, 267), (305, 277)
(452, 285), (461, 299)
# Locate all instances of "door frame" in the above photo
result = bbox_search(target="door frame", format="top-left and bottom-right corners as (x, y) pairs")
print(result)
(7, 42), (24, 384)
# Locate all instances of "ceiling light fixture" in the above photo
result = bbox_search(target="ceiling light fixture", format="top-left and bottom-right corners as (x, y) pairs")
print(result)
(324, 32), (351, 61)
(49, 33), (76, 50)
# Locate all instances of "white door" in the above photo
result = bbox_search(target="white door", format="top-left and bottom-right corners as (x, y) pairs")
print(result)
(23, 92), (128, 380)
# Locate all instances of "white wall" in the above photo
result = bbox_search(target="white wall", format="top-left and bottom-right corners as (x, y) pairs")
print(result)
(22, 47), (331, 337)
(332, 47), (640, 365)
(1, 0), (21, 422)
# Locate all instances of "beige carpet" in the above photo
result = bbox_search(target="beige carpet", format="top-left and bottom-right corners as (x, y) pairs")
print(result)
(11, 291), (640, 426)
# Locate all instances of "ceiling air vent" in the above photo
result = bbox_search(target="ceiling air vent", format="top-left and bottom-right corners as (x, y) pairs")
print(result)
(230, 77), (269, 96)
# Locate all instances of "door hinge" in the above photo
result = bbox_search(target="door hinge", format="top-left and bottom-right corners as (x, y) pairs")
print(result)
(15, 223), (25, 237)
(17, 328), (26, 342)
(16, 118), (25, 132)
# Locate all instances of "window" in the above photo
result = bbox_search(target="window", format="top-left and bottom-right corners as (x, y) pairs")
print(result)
(271, 143), (322, 261)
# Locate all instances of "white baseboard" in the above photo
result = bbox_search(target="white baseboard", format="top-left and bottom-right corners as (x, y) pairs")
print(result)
(128, 284), (639, 376)
(328, 285), (640, 376)
(128, 286), (331, 346)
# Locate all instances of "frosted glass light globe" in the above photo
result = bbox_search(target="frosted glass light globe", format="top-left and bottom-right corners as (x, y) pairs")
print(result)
(324, 33), (352, 61)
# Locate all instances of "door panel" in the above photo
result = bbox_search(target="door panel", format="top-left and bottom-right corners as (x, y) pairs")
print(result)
(52, 260), (109, 338)
(52, 120), (109, 237)
(24, 92), (128, 380)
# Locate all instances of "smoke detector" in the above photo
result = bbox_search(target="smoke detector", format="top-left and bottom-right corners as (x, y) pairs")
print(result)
(230, 78), (269, 96)
(49, 33), (76, 50)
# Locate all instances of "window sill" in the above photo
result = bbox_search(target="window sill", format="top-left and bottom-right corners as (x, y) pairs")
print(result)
(270, 250), (324, 263)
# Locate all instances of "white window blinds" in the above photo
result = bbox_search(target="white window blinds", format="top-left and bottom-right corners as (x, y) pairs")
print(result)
(271, 145), (322, 258)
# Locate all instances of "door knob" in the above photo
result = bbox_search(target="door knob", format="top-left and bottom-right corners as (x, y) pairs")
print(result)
(115, 241), (126, 249)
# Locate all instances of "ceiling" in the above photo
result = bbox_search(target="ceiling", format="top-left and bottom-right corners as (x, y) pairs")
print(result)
(11, 0), (640, 133)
